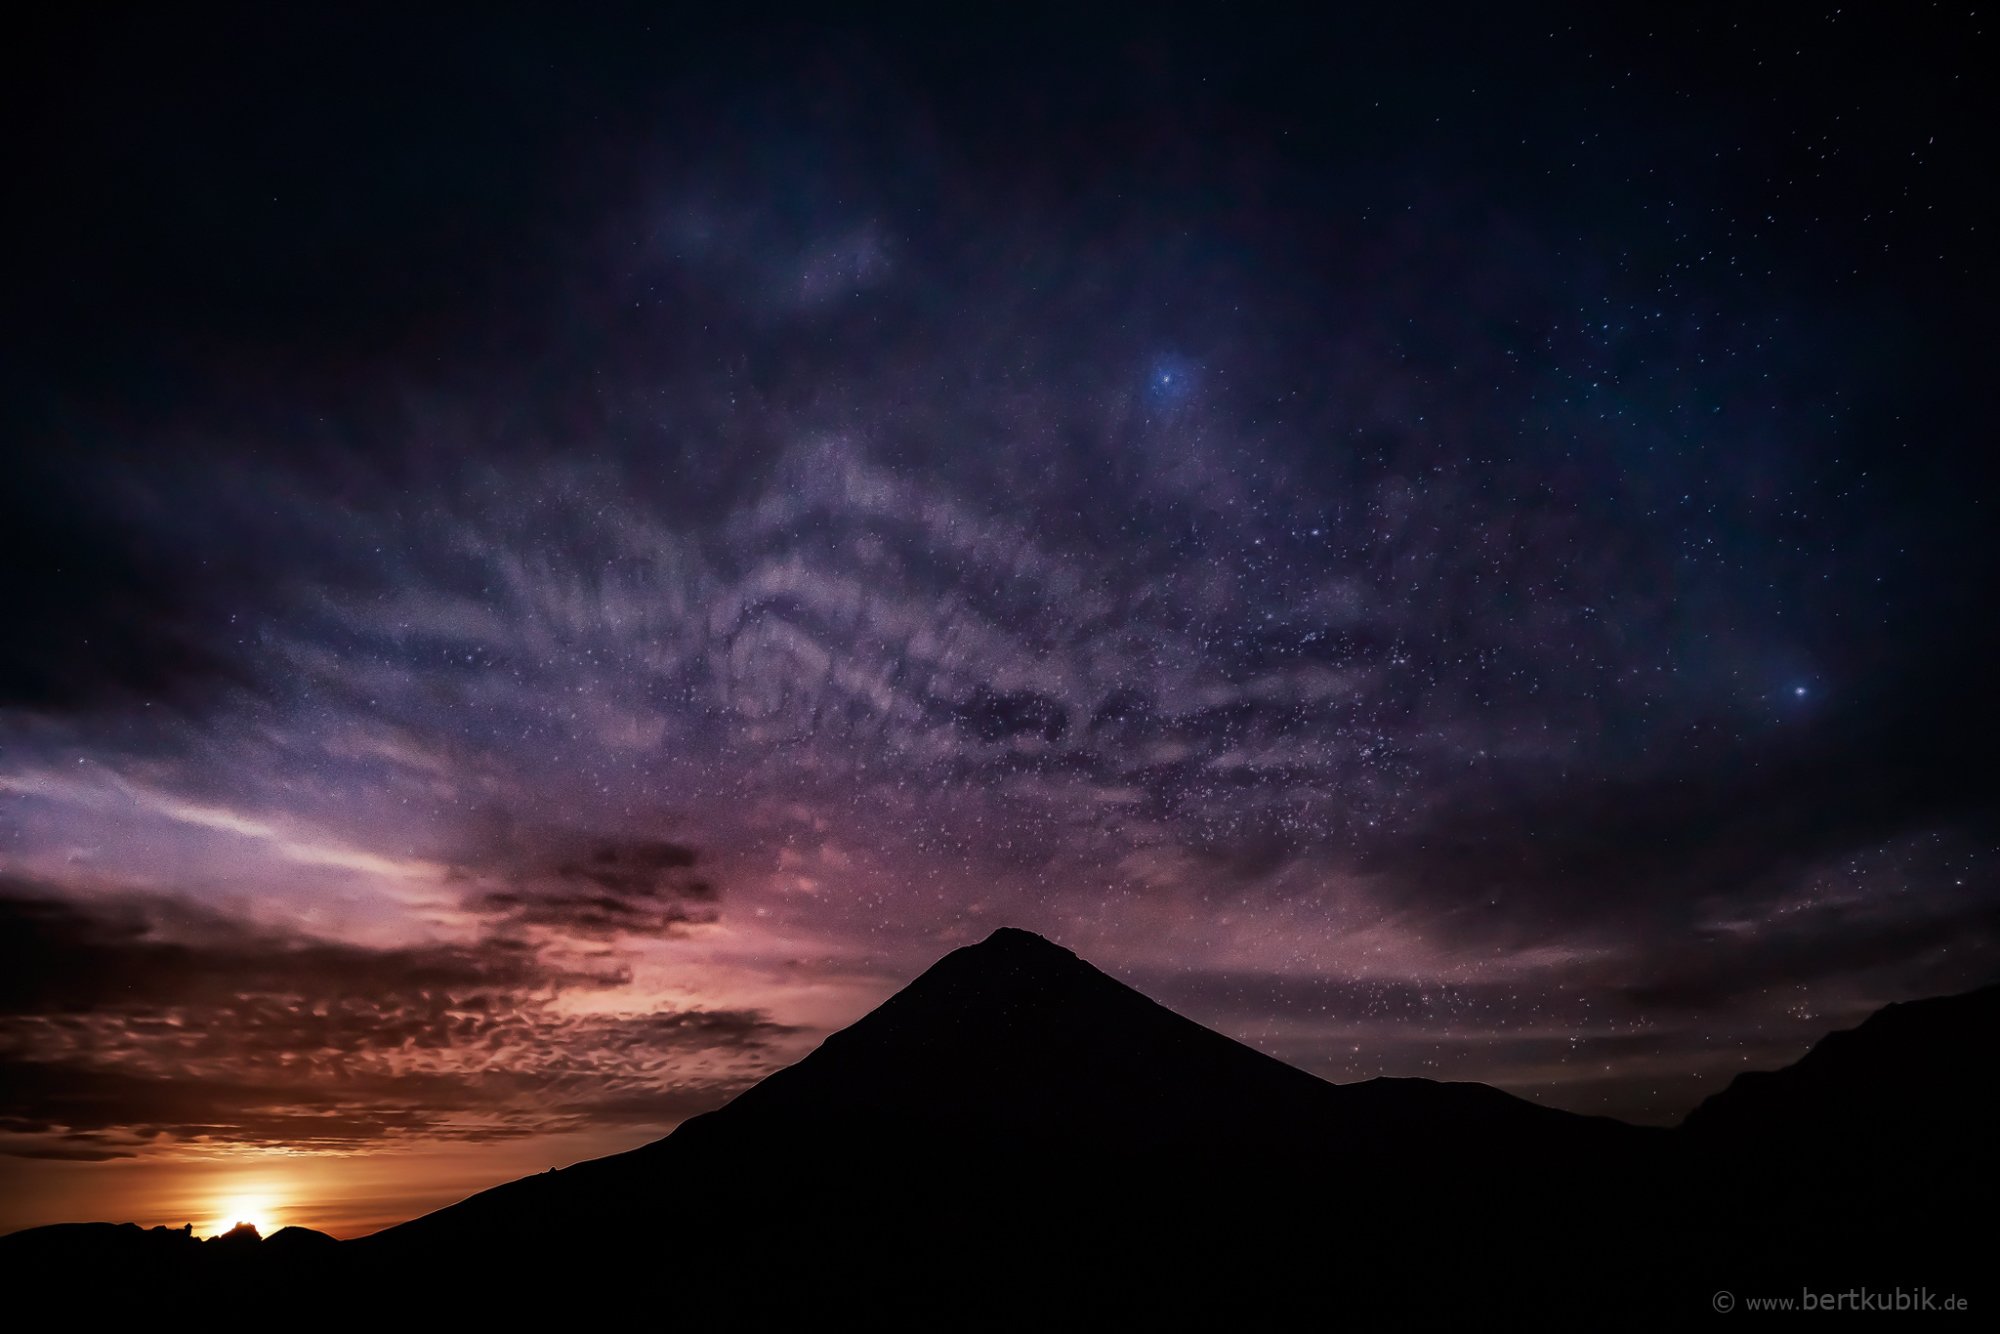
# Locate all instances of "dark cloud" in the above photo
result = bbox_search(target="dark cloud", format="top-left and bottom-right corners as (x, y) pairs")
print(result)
(0, 1052), (771, 1152)
(1597, 900), (2000, 1016)
(453, 830), (721, 941)
(1365, 644), (2000, 942)
(0, 878), (580, 1017)
(5, 1134), (139, 1164)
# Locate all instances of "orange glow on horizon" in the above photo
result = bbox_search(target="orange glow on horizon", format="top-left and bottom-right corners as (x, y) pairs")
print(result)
(0, 1128), (674, 1241)
(202, 1189), (286, 1239)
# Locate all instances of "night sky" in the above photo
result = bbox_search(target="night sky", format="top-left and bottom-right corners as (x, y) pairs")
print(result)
(3, 3), (1996, 1236)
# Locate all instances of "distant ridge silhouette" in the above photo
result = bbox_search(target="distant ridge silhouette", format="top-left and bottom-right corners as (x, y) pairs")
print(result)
(1682, 981), (2000, 1207)
(1684, 981), (1999, 1145)
(5, 930), (1992, 1320)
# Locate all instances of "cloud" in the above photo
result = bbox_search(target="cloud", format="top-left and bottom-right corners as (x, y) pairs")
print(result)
(0, 876), (576, 1016)
(1, 14), (1995, 1150)
(0, 880), (796, 1156)
(1595, 898), (2000, 1015)
(5, 1134), (139, 1163)
(451, 827), (722, 941)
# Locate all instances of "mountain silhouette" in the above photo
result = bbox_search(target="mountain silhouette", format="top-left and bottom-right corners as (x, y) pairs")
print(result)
(364, 926), (1644, 1257)
(6, 930), (1992, 1319)
(1683, 981), (2000, 1206)
(1685, 981), (1999, 1145)
(340, 928), (1685, 1320)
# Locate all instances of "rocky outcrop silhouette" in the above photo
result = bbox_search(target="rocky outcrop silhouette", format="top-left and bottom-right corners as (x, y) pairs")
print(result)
(208, 1221), (263, 1246)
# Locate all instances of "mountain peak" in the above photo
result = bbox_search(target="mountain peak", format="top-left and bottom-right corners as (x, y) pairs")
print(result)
(961, 925), (1083, 964)
(977, 924), (1067, 951)
(850, 925), (1123, 1027)
(899, 926), (1100, 996)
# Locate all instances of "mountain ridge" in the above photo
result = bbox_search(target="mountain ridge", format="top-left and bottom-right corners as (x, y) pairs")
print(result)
(366, 924), (1638, 1249)
(6, 929), (1992, 1319)
(1682, 979), (1999, 1159)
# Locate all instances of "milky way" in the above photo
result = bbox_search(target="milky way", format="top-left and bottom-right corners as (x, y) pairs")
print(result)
(2, 5), (1995, 1233)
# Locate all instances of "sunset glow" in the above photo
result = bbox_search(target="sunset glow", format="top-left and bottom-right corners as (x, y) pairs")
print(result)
(205, 1192), (282, 1240)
